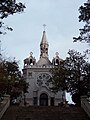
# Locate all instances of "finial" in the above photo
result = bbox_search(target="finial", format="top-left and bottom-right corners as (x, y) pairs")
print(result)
(55, 52), (59, 56)
(30, 52), (33, 56)
(43, 24), (46, 31)
(13, 57), (16, 61)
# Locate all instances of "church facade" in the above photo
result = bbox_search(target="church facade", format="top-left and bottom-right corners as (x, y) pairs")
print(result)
(22, 30), (66, 106)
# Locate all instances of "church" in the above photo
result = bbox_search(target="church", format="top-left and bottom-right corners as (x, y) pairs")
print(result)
(22, 30), (66, 106)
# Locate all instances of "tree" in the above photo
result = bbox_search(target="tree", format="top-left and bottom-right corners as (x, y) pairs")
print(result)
(5, 60), (20, 94)
(0, 0), (26, 34)
(18, 77), (29, 105)
(5, 60), (29, 98)
(72, 0), (90, 103)
(65, 50), (90, 104)
(0, 59), (29, 101)
(0, 60), (8, 95)
(49, 61), (67, 93)
(73, 0), (90, 44)
(49, 50), (90, 105)
(10, 76), (29, 102)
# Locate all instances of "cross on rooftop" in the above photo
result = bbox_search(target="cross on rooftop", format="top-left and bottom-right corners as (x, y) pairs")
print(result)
(43, 24), (46, 31)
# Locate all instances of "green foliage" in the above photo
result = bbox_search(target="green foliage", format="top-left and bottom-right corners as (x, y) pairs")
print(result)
(65, 50), (89, 96)
(49, 61), (67, 93)
(0, 60), (8, 94)
(0, 0), (26, 34)
(0, 0), (25, 19)
(73, 0), (90, 103)
(73, 0), (90, 43)
(49, 50), (90, 104)
(11, 77), (29, 99)
(0, 59), (29, 99)
(79, 0), (90, 22)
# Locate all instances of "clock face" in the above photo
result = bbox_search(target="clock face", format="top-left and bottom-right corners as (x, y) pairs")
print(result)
(37, 73), (51, 87)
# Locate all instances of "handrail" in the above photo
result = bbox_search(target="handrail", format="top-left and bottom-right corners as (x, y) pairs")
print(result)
(0, 95), (10, 119)
(81, 96), (90, 118)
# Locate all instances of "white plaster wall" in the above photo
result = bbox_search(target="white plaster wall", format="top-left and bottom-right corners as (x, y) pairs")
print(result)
(24, 66), (66, 106)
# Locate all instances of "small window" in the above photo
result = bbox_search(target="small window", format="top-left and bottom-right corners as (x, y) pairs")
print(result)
(30, 59), (32, 64)
(50, 97), (54, 106)
(33, 97), (37, 106)
(55, 59), (59, 65)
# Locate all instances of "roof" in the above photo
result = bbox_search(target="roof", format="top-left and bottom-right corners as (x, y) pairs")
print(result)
(40, 31), (48, 45)
(36, 57), (52, 66)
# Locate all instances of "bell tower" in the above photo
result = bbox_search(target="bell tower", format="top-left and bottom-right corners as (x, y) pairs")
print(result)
(40, 25), (49, 58)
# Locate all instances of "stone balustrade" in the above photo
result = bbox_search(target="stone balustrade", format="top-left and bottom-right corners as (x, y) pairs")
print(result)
(81, 96), (90, 118)
(0, 95), (10, 119)
(24, 65), (54, 69)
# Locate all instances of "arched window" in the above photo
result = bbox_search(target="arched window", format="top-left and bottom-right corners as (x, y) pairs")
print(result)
(40, 93), (48, 106)
(56, 59), (59, 65)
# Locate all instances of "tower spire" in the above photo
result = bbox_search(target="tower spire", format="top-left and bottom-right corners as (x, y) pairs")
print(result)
(40, 26), (49, 58)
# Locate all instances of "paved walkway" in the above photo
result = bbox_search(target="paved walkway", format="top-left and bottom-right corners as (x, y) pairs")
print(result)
(1, 106), (90, 120)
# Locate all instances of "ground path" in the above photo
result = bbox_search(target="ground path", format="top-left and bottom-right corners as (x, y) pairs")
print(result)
(1, 105), (90, 120)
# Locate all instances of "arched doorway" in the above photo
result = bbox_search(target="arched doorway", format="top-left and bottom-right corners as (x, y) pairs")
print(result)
(40, 93), (48, 106)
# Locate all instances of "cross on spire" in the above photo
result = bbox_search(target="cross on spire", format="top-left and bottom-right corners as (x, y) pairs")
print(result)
(43, 24), (46, 31)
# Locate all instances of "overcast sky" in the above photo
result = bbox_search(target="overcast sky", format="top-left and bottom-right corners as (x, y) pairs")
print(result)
(1, 0), (87, 103)
(1, 0), (87, 67)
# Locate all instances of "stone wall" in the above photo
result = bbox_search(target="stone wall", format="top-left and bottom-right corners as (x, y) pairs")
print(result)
(0, 95), (10, 119)
(81, 96), (90, 118)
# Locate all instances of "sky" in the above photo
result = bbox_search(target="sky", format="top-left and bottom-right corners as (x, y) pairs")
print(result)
(1, 0), (88, 103)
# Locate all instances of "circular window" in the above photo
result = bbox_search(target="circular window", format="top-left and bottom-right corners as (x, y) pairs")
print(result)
(37, 73), (51, 87)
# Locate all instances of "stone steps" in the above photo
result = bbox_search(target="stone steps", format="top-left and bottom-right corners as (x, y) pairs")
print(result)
(1, 106), (90, 120)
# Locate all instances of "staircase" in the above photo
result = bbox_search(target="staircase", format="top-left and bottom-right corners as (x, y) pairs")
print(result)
(1, 106), (89, 120)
